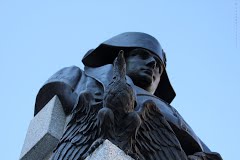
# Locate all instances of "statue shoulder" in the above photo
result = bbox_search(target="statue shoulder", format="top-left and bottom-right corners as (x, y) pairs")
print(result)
(46, 65), (83, 84)
(34, 66), (83, 116)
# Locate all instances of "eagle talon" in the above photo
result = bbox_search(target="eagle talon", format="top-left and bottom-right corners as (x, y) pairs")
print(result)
(84, 138), (105, 158)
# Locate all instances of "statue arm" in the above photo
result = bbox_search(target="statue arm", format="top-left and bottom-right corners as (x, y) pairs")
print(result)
(185, 125), (223, 159)
(191, 139), (223, 160)
(34, 66), (82, 116)
(169, 106), (222, 159)
(188, 151), (223, 160)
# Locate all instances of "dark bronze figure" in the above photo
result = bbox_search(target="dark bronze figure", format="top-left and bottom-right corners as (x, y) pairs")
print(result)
(35, 32), (222, 160)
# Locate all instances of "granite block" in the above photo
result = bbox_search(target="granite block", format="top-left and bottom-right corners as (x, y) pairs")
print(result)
(20, 96), (66, 160)
(85, 139), (133, 160)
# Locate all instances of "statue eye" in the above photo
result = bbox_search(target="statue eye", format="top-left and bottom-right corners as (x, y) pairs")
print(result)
(139, 52), (150, 59)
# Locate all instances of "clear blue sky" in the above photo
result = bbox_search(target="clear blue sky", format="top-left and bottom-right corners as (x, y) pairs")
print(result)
(0, 1), (239, 159)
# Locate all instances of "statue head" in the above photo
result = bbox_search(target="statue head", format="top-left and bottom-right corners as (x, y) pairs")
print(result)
(82, 32), (176, 104)
(125, 48), (162, 95)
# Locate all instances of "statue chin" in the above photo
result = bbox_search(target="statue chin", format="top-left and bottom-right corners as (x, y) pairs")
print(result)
(131, 75), (153, 91)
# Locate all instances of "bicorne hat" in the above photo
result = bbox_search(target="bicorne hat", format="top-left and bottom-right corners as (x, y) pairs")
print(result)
(82, 32), (176, 104)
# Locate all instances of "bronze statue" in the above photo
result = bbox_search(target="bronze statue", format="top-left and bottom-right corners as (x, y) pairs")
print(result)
(34, 32), (222, 160)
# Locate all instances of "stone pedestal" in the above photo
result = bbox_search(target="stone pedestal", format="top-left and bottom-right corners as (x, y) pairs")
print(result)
(20, 96), (66, 160)
(85, 140), (133, 160)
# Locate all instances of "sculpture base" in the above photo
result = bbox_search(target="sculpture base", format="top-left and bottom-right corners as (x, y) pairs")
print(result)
(20, 96), (66, 160)
(85, 139), (133, 160)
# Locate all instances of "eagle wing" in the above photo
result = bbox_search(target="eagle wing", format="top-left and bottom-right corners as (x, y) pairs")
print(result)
(135, 100), (188, 160)
(51, 92), (102, 160)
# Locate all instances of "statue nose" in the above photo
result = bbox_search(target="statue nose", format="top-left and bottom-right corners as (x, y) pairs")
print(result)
(146, 57), (157, 69)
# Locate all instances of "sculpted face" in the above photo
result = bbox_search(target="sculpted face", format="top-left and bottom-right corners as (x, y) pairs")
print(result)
(125, 48), (163, 94)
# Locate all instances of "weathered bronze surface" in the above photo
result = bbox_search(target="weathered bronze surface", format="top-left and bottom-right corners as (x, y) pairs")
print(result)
(35, 32), (222, 160)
